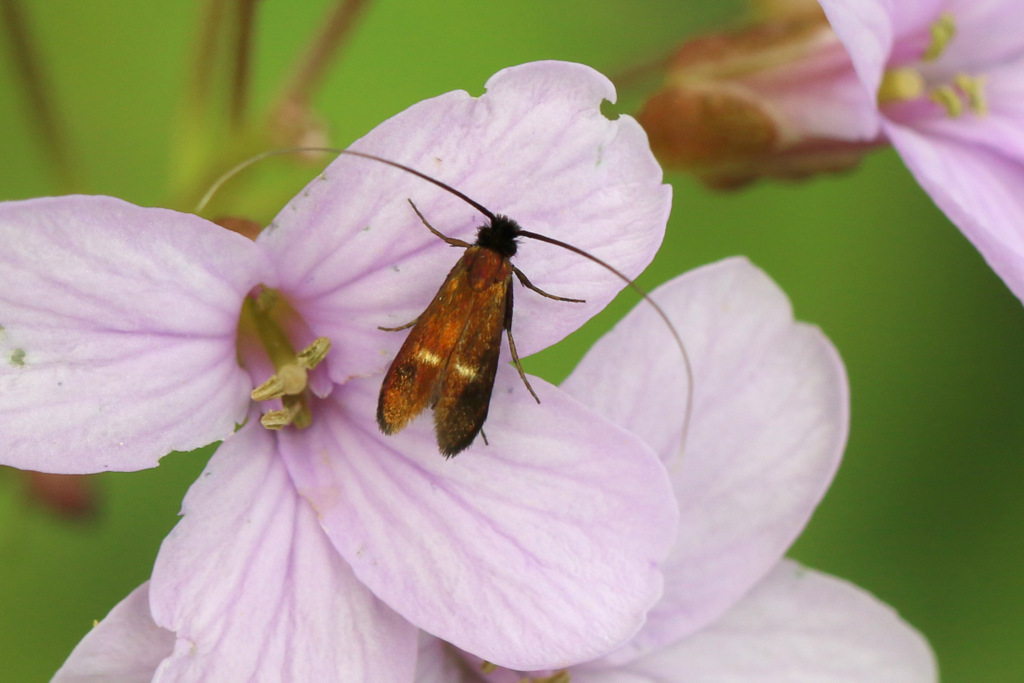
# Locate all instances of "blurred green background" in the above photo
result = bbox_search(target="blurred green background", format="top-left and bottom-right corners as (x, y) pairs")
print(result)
(2, 1), (1022, 680)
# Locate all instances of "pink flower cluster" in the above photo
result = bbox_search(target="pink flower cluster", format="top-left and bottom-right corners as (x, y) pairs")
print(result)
(0, 60), (934, 681)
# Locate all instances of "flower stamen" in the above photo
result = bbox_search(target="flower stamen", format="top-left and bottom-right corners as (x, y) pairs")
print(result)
(955, 73), (987, 115)
(879, 15), (986, 120)
(923, 12), (956, 62)
(297, 336), (331, 369)
(251, 363), (308, 400)
(251, 337), (331, 402)
(260, 396), (308, 430)
(878, 67), (925, 103)
(241, 289), (331, 430)
(880, 68), (987, 119)
(930, 84), (963, 117)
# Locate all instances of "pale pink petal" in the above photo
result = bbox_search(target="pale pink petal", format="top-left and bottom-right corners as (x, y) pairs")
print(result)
(559, 287), (689, 462)
(260, 61), (670, 384)
(565, 259), (849, 660)
(280, 374), (677, 671)
(819, 0), (1024, 305)
(53, 582), (172, 683)
(148, 422), (417, 681)
(891, 1), (947, 31)
(744, 28), (883, 142)
(885, 120), (1024, 303)
(820, 0), (1024, 83)
(937, 0), (1024, 71)
(816, 0), (898, 94)
(0, 196), (272, 473)
(573, 561), (937, 683)
(820, 0), (944, 73)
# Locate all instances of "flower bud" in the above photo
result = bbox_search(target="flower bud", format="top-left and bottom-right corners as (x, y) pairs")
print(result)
(637, 7), (882, 189)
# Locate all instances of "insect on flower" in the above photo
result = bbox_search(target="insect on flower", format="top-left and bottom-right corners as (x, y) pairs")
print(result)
(337, 151), (693, 458)
(198, 147), (692, 458)
(335, 152), (583, 456)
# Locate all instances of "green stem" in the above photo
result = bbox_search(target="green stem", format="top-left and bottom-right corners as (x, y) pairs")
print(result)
(230, 0), (259, 126)
(273, 0), (372, 111)
(0, 0), (77, 192)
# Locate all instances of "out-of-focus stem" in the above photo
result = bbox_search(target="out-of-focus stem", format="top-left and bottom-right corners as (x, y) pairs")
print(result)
(0, 0), (77, 191)
(273, 0), (372, 111)
(231, 0), (258, 125)
(190, 0), (227, 110)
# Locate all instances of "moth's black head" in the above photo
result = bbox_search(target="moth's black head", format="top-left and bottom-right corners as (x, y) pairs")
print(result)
(474, 214), (521, 258)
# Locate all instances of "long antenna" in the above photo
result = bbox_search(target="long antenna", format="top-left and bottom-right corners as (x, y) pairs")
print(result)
(198, 146), (695, 452)
(520, 228), (694, 450)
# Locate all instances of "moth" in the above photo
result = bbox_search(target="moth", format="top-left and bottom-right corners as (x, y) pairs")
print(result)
(338, 150), (690, 457)
(376, 199), (581, 456)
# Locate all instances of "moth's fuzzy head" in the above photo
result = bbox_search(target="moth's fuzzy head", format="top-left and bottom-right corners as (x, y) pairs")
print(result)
(474, 214), (521, 258)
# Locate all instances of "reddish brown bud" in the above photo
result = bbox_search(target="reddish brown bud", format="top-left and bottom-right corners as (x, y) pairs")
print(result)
(25, 471), (97, 518)
(636, 10), (882, 189)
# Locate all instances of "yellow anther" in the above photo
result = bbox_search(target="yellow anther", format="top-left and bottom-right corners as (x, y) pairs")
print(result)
(923, 12), (956, 61)
(240, 289), (328, 431)
(930, 85), (963, 117)
(878, 67), (925, 103)
(251, 374), (287, 401)
(260, 403), (301, 430)
(260, 396), (311, 430)
(251, 363), (308, 400)
(955, 73), (988, 115)
(297, 336), (332, 369)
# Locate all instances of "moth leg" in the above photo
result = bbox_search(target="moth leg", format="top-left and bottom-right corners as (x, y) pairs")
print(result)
(480, 429), (489, 446)
(407, 199), (472, 249)
(501, 278), (540, 404)
(379, 318), (419, 332)
(512, 266), (584, 303)
(505, 325), (540, 404)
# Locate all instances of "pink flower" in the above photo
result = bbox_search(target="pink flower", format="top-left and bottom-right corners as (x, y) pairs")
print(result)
(819, 0), (1024, 303)
(640, 0), (1024, 304)
(1, 61), (679, 679)
(414, 258), (937, 682)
